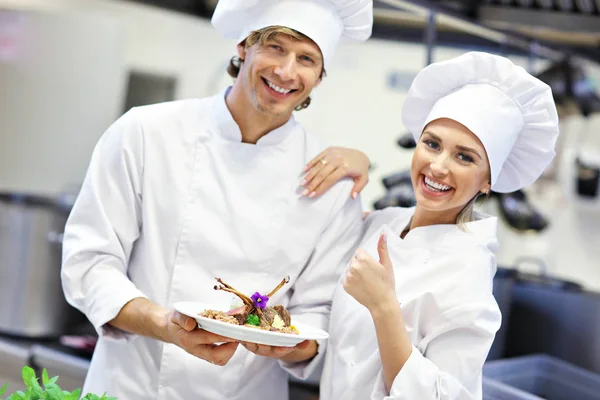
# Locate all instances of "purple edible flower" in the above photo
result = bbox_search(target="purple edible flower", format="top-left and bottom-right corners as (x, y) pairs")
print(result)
(251, 292), (269, 309)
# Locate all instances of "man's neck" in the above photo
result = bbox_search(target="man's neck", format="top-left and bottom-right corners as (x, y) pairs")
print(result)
(225, 84), (291, 145)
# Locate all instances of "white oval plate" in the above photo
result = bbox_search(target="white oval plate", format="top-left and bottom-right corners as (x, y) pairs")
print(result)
(173, 301), (329, 347)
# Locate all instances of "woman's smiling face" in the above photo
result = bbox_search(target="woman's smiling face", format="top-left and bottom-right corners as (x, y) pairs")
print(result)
(410, 118), (492, 220)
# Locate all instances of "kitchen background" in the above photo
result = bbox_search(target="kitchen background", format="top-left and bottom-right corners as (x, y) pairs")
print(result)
(1, 0), (600, 399)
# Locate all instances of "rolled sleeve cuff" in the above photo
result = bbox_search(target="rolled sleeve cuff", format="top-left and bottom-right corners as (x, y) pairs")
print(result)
(371, 345), (437, 399)
(279, 312), (329, 382)
(83, 269), (148, 343)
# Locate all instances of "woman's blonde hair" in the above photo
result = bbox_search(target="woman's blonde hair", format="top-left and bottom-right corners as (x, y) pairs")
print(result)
(456, 191), (490, 229)
(226, 25), (326, 112)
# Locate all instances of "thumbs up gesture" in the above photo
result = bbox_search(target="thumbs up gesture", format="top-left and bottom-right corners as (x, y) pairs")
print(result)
(343, 233), (397, 312)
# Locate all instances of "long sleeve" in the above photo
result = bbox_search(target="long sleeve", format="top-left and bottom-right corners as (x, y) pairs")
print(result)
(371, 299), (501, 400)
(280, 184), (364, 379)
(61, 108), (148, 342)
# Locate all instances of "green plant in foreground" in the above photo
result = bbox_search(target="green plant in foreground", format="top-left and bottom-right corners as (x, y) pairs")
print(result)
(0, 366), (116, 400)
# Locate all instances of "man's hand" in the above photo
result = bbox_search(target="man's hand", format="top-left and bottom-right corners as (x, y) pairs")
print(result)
(240, 340), (317, 363)
(163, 310), (240, 366)
(110, 298), (240, 366)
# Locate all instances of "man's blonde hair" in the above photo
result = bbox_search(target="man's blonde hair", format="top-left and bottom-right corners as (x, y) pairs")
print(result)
(226, 26), (326, 111)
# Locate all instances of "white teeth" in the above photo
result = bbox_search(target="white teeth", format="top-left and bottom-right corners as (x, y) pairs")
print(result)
(425, 176), (451, 191)
(266, 80), (291, 94)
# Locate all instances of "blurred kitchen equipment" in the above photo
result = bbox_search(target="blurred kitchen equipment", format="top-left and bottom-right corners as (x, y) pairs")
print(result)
(30, 344), (90, 392)
(0, 191), (79, 338)
(396, 132), (416, 149)
(575, 157), (600, 198)
(0, 339), (30, 392)
(483, 354), (600, 400)
(373, 183), (416, 209)
(490, 257), (583, 362)
(512, 256), (582, 292)
(488, 267), (518, 361)
(503, 258), (600, 374)
(381, 170), (412, 190)
(491, 191), (550, 233)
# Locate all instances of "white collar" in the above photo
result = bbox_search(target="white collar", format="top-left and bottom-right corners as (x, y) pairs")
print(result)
(211, 87), (299, 146)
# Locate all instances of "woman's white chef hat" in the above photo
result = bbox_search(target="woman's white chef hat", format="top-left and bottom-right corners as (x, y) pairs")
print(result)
(211, 0), (373, 69)
(402, 51), (560, 193)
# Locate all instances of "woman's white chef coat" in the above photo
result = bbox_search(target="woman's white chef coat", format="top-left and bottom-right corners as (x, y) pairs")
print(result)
(61, 87), (364, 400)
(320, 206), (502, 400)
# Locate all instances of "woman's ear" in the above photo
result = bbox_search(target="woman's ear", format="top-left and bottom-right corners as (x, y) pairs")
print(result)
(480, 180), (491, 196)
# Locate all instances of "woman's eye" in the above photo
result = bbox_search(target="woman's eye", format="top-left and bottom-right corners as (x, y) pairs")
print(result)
(424, 139), (439, 150)
(300, 55), (313, 63)
(458, 153), (474, 163)
(270, 44), (282, 51)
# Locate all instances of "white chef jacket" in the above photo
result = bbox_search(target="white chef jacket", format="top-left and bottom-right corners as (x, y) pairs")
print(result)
(61, 87), (364, 400)
(320, 206), (502, 400)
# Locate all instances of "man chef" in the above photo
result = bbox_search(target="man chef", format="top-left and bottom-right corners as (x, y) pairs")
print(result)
(61, 0), (373, 399)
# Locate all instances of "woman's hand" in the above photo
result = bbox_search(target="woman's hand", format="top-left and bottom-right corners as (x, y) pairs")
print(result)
(240, 340), (317, 363)
(343, 234), (397, 312)
(301, 147), (370, 199)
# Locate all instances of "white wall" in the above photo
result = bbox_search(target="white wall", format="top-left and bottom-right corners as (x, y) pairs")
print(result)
(1, 0), (599, 288)
(0, 4), (127, 195)
(0, 0), (237, 196)
(0, 0), (551, 201)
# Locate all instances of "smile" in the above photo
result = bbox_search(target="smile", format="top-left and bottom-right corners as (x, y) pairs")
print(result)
(262, 78), (296, 96)
(422, 175), (454, 194)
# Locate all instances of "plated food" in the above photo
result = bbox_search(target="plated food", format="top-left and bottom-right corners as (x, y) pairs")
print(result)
(200, 276), (299, 335)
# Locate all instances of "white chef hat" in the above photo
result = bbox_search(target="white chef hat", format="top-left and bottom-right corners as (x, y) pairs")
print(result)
(402, 51), (560, 193)
(211, 0), (373, 69)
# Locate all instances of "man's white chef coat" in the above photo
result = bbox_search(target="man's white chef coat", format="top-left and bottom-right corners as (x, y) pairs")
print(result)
(61, 87), (364, 400)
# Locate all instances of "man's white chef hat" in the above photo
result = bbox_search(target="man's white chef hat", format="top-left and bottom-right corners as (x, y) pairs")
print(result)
(211, 0), (373, 69)
(402, 51), (560, 193)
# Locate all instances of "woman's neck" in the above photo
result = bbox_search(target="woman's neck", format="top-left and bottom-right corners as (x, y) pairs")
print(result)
(409, 205), (460, 232)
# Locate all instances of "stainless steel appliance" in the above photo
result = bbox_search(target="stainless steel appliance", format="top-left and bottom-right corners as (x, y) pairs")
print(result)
(0, 339), (30, 392)
(0, 192), (79, 338)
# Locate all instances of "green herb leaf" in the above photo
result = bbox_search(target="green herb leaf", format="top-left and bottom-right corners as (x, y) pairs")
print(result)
(64, 389), (81, 400)
(41, 370), (49, 387)
(1, 383), (8, 396)
(29, 377), (44, 399)
(43, 382), (64, 400)
(246, 313), (260, 326)
(21, 366), (35, 390)
(7, 390), (26, 400)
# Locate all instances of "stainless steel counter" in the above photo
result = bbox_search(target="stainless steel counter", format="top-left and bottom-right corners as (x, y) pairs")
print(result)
(0, 339), (30, 392)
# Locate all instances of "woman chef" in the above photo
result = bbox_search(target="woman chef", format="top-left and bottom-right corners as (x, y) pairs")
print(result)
(318, 51), (560, 399)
